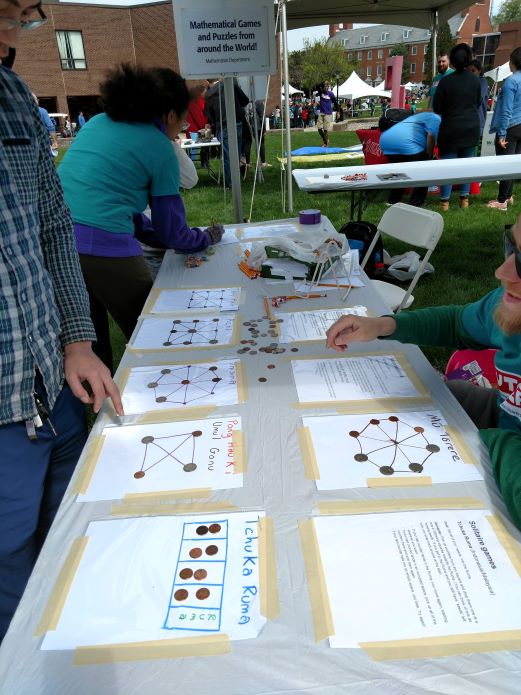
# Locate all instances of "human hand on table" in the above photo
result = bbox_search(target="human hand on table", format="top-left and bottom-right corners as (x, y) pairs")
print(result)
(64, 341), (124, 415)
(205, 223), (225, 244)
(325, 315), (396, 352)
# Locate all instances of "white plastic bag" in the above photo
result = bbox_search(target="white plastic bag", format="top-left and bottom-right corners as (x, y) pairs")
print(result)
(385, 251), (434, 281)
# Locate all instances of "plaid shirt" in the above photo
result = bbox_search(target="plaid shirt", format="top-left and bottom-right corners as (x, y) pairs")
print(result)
(0, 67), (96, 424)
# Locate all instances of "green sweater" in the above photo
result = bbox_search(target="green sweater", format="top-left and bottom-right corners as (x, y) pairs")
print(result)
(387, 288), (521, 529)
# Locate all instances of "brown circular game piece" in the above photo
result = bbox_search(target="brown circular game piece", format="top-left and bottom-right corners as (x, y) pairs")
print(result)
(163, 342), (172, 347)
(147, 382), (158, 388)
(380, 466), (395, 476)
(389, 416), (399, 422)
(370, 419), (380, 425)
(181, 379), (190, 385)
(179, 568), (193, 579)
(212, 377), (221, 382)
(258, 377), (267, 383)
(209, 339), (218, 344)
(414, 426), (425, 433)
(212, 318), (219, 322)
(426, 444), (440, 453)
(205, 545), (218, 556)
(161, 369), (172, 374)
(267, 364), (275, 369)
(291, 347), (299, 352)
(209, 523), (221, 533)
(196, 525), (209, 535)
(134, 471), (145, 479)
(193, 430), (203, 437)
(349, 430), (359, 438)
(354, 453), (368, 462)
(409, 463), (424, 473)
(209, 366), (218, 371)
(174, 589), (188, 601)
(196, 588), (210, 600)
(183, 463), (197, 472)
(194, 569), (207, 580)
(156, 396), (167, 403)
(241, 340), (248, 344)
(141, 436), (154, 444)
(189, 547), (202, 558)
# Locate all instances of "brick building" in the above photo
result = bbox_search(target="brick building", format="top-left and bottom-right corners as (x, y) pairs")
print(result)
(14, 0), (279, 120)
(494, 21), (521, 66)
(328, 1), (494, 84)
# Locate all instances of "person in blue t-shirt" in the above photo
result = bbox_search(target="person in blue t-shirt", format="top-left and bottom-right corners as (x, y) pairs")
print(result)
(316, 80), (338, 147)
(59, 64), (224, 370)
(379, 111), (441, 207)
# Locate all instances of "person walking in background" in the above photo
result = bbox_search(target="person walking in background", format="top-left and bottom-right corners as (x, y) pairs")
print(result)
(487, 47), (521, 211)
(77, 110), (85, 129)
(432, 43), (481, 210)
(59, 64), (223, 370)
(33, 94), (58, 152)
(316, 80), (338, 148)
(427, 51), (454, 108)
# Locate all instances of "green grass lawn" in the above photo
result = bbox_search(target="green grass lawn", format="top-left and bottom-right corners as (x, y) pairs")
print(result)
(57, 127), (513, 373)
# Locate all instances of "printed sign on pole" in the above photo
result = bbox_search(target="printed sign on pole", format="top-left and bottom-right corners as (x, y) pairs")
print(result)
(173, 0), (276, 78)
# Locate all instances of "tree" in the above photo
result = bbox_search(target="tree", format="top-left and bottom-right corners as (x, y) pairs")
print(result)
(288, 50), (305, 91)
(424, 22), (454, 86)
(389, 43), (410, 83)
(494, 0), (521, 24)
(293, 38), (356, 95)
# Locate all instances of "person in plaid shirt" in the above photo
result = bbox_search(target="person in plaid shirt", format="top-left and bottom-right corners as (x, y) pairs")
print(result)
(0, 0), (123, 642)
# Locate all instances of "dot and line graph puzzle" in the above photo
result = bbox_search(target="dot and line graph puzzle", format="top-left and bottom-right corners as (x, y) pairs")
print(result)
(121, 360), (241, 415)
(163, 519), (229, 632)
(149, 287), (241, 314)
(301, 411), (483, 489)
(134, 429), (202, 479)
(131, 315), (237, 351)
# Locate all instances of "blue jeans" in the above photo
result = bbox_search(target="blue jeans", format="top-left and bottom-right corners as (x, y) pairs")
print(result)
(217, 123), (242, 187)
(439, 146), (475, 200)
(0, 381), (86, 642)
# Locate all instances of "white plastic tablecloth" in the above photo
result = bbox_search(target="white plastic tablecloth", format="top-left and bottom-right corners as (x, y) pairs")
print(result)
(1, 217), (520, 695)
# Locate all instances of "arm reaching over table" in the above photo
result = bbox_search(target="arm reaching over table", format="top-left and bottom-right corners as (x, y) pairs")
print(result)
(326, 315), (397, 352)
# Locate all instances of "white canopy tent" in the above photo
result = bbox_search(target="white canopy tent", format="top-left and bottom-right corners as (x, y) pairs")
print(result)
(283, 84), (304, 95)
(485, 62), (512, 83)
(337, 71), (391, 100)
(279, 0), (474, 211)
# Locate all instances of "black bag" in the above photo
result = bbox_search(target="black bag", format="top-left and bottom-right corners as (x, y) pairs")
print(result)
(378, 108), (410, 132)
(338, 220), (384, 279)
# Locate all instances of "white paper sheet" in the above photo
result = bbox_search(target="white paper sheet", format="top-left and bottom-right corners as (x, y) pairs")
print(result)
(263, 258), (308, 279)
(41, 512), (266, 649)
(121, 360), (242, 415)
(313, 509), (521, 648)
(78, 417), (242, 501)
(302, 411), (483, 488)
(291, 355), (421, 403)
(131, 315), (236, 351)
(220, 229), (240, 245)
(148, 288), (241, 314)
(276, 307), (367, 343)
(238, 224), (299, 240)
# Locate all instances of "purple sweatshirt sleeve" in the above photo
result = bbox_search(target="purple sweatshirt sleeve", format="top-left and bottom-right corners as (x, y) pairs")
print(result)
(149, 194), (209, 252)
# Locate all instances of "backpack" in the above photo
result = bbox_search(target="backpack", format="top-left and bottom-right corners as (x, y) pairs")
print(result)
(378, 108), (410, 132)
(338, 220), (384, 279)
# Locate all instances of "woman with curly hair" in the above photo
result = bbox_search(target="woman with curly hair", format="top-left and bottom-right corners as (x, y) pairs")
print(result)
(59, 64), (223, 369)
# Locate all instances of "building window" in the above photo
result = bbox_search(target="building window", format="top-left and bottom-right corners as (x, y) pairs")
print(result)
(357, 51), (362, 60)
(367, 66), (372, 76)
(342, 38), (349, 47)
(380, 31), (389, 41)
(360, 34), (368, 45)
(377, 64), (383, 76)
(475, 17), (481, 32)
(56, 31), (86, 70)
(411, 45), (417, 55)
(403, 29), (411, 39)
(422, 62), (426, 72)
(410, 63), (416, 74)
(348, 52), (353, 60)
(367, 50), (372, 59)
(377, 49), (383, 59)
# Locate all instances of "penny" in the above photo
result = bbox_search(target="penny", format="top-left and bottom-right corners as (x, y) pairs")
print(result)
(240, 340), (248, 345)
(179, 568), (193, 580)
(189, 547), (202, 558)
(141, 436), (154, 444)
(147, 382), (158, 388)
(183, 463), (197, 472)
(267, 364), (276, 369)
(194, 569), (207, 580)
(291, 347), (299, 352)
(174, 589), (189, 601)
(249, 351), (258, 355)
(196, 588), (210, 600)
(205, 545), (219, 556)
(258, 377), (267, 383)
(209, 523), (221, 533)
(161, 369), (172, 374)
(196, 525), (209, 535)
(134, 471), (145, 479)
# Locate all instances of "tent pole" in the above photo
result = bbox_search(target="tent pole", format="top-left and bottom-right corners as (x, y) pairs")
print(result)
(281, 0), (293, 212)
(432, 10), (438, 80)
(223, 76), (243, 223)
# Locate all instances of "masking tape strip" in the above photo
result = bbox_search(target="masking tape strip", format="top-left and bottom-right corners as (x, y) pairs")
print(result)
(290, 397), (433, 411)
(142, 288), (162, 314)
(360, 630), (521, 661)
(366, 476), (433, 488)
(317, 497), (485, 515)
(230, 314), (241, 346)
(136, 406), (217, 425)
(299, 519), (334, 642)
(235, 359), (248, 403)
(111, 501), (237, 516)
(114, 367), (131, 395)
(396, 353), (430, 397)
(258, 517), (280, 620)
(35, 536), (89, 636)
(129, 343), (234, 354)
(445, 425), (479, 466)
(297, 426), (320, 480)
(122, 487), (212, 502)
(263, 296), (272, 320)
(71, 435), (105, 495)
(235, 227), (244, 240)
(232, 430), (247, 473)
(73, 633), (231, 665)
(487, 514), (521, 578)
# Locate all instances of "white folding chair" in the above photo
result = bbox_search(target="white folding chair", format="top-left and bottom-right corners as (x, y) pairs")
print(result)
(360, 203), (444, 312)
